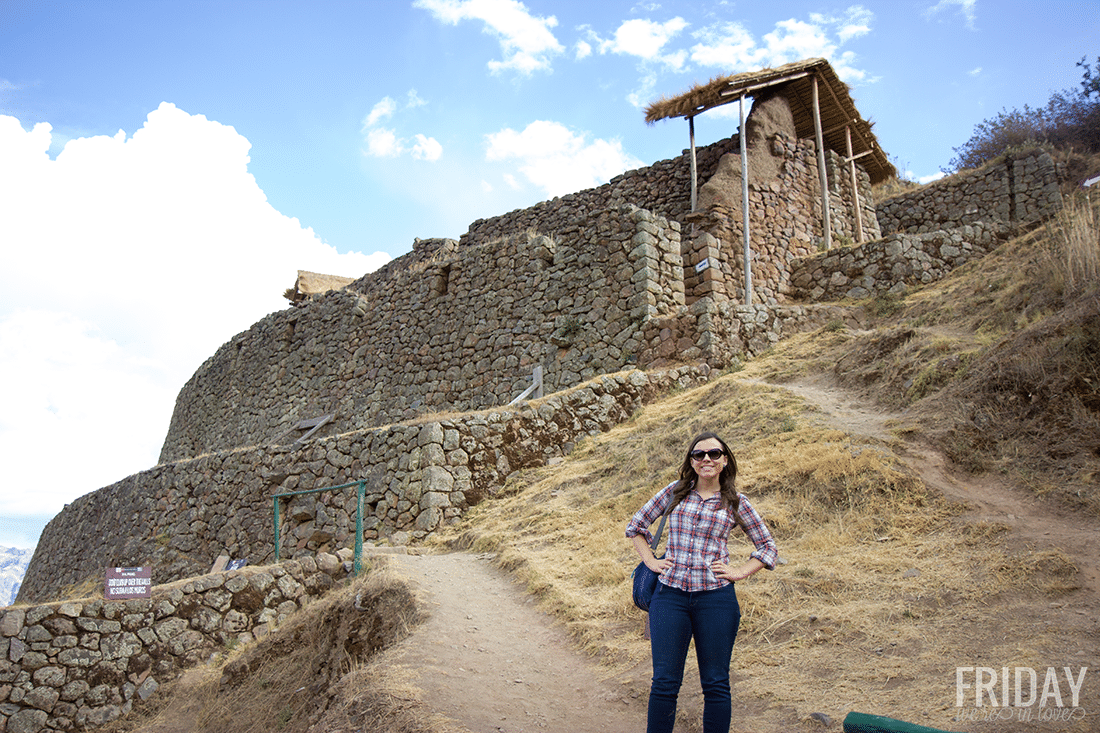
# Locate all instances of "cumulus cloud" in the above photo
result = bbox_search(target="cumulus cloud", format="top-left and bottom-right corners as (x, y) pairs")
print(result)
(366, 127), (403, 157)
(689, 7), (875, 83)
(485, 120), (643, 197)
(361, 93), (442, 161)
(363, 96), (397, 128)
(411, 134), (443, 161)
(594, 17), (690, 70)
(414, 0), (564, 75)
(0, 104), (389, 529)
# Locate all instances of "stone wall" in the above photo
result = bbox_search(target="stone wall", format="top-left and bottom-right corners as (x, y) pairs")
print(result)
(639, 299), (859, 368)
(159, 206), (685, 464)
(681, 140), (880, 305)
(790, 148), (1065, 301)
(788, 222), (1012, 301)
(20, 367), (713, 606)
(876, 149), (1062, 235)
(1, 558), (347, 733)
(460, 137), (739, 247)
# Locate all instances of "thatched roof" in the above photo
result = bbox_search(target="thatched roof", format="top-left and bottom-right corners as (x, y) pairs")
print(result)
(645, 58), (894, 183)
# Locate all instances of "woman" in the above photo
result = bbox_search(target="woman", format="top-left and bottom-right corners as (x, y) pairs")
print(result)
(626, 432), (777, 733)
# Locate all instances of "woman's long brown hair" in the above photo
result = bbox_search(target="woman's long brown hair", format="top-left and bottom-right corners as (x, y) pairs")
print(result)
(667, 432), (740, 521)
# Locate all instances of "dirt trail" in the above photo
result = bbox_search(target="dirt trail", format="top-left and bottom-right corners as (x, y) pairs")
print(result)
(377, 551), (643, 733)
(761, 375), (1100, 598)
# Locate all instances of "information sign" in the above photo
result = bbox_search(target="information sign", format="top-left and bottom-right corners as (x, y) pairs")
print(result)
(104, 566), (152, 599)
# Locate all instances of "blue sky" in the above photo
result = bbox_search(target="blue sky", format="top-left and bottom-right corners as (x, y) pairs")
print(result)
(1, 0), (1097, 550)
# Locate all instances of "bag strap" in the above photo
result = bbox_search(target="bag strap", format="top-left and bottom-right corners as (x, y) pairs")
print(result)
(648, 505), (672, 552)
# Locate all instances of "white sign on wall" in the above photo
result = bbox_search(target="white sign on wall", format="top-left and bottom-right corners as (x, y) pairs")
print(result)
(104, 566), (152, 599)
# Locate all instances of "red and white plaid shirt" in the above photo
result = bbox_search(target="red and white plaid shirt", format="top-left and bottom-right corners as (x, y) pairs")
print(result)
(626, 481), (778, 592)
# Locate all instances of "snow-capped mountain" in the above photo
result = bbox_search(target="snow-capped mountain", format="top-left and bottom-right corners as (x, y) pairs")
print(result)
(0, 546), (33, 607)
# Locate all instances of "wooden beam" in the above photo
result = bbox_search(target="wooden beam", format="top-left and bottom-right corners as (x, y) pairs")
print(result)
(689, 116), (698, 213)
(812, 74), (832, 250)
(846, 125), (865, 243)
(740, 93), (752, 305)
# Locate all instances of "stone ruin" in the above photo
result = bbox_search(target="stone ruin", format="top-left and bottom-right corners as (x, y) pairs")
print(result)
(5, 66), (1068, 732)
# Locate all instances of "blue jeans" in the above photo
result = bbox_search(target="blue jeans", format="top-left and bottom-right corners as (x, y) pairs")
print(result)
(647, 582), (741, 733)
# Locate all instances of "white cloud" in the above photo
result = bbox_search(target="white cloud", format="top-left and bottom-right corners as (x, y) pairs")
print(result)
(414, 0), (564, 75)
(411, 134), (443, 161)
(690, 8), (875, 83)
(626, 72), (659, 109)
(575, 39), (592, 60)
(969, 66), (982, 76)
(362, 93), (442, 161)
(0, 104), (389, 524)
(926, 0), (977, 29)
(363, 96), (397, 128)
(596, 17), (690, 70)
(366, 127), (403, 157)
(485, 120), (644, 197)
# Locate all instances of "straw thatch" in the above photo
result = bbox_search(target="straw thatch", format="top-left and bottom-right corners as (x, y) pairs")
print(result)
(284, 270), (356, 304)
(645, 58), (895, 183)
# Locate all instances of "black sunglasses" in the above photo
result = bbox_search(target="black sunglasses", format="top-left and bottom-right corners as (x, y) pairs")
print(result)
(689, 449), (725, 461)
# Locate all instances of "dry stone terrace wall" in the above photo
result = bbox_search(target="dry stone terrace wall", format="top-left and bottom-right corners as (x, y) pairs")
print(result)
(21, 367), (712, 606)
(159, 205), (684, 464)
(1, 558), (347, 733)
(640, 299), (860, 369)
(876, 149), (1062, 235)
(791, 148), (1064, 302)
(789, 222), (1012, 301)
(460, 137), (739, 247)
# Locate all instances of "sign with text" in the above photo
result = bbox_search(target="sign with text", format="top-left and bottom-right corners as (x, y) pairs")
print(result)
(104, 566), (152, 599)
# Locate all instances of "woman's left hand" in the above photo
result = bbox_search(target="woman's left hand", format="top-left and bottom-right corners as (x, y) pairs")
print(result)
(711, 558), (765, 582)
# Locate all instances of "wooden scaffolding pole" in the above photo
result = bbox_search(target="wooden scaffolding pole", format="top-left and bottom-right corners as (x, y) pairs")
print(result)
(740, 93), (752, 305)
(812, 74), (832, 250)
(689, 116), (698, 213)
(846, 125), (865, 243)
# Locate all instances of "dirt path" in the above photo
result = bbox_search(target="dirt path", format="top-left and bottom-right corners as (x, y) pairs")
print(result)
(377, 551), (644, 733)
(759, 375), (1100, 598)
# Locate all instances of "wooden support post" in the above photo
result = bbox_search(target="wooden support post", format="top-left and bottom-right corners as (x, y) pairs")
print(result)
(812, 74), (832, 250)
(739, 93), (752, 305)
(689, 116), (698, 213)
(846, 125), (865, 243)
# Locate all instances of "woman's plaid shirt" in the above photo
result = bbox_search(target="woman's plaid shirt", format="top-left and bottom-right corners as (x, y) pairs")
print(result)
(626, 481), (778, 592)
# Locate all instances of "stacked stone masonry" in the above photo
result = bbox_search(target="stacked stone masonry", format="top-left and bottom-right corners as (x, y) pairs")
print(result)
(1, 558), (348, 733)
(159, 205), (687, 464)
(21, 367), (718, 605)
(682, 141), (880, 305)
(792, 148), (1063, 300)
(876, 149), (1062, 235)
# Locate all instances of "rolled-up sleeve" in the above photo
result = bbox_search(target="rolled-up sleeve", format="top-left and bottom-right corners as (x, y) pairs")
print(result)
(735, 494), (778, 570)
(626, 482), (675, 546)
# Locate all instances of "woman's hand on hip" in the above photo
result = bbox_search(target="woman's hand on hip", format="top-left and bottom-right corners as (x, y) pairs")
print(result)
(711, 558), (764, 582)
(646, 556), (673, 574)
